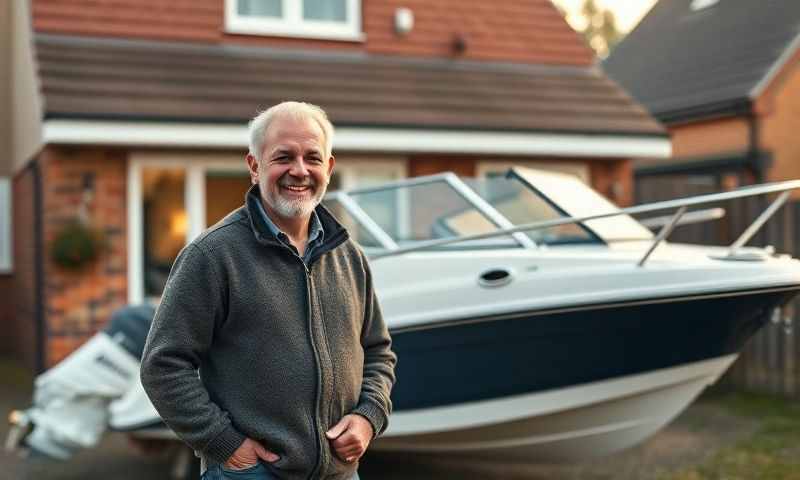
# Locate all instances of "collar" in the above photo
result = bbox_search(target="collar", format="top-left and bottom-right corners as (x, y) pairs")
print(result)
(244, 184), (348, 258)
(254, 197), (325, 246)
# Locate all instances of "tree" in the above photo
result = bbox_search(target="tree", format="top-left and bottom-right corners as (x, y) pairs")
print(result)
(578, 0), (622, 57)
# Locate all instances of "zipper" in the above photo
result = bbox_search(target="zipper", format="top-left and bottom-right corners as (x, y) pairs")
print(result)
(299, 257), (325, 480)
(313, 273), (337, 432)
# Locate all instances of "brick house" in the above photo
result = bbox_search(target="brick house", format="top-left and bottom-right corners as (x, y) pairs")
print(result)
(2, 0), (668, 372)
(604, 0), (800, 200)
(604, 0), (800, 396)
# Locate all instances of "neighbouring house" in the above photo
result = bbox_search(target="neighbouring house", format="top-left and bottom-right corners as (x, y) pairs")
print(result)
(604, 0), (800, 397)
(2, 0), (668, 372)
(604, 0), (800, 198)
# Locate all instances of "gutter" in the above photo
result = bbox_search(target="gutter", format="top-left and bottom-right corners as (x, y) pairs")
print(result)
(41, 120), (672, 159)
(32, 157), (46, 374)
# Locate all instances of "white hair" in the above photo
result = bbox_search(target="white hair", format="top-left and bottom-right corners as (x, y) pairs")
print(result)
(248, 101), (334, 161)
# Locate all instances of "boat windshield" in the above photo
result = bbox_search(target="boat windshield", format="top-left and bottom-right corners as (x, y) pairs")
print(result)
(322, 172), (602, 251)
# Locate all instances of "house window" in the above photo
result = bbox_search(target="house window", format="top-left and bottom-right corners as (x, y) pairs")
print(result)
(476, 161), (590, 184)
(141, 167), (187, 297)
(226, 0), (363, 41)
(0, 177), (11, 273)
(129, 154), (405, 303)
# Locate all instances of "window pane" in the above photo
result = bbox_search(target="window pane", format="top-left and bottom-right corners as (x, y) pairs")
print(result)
(238, 0), (282, 18)
(142, 168), (186, 297)
(303, 0), (346, 22)
(206, 172), (251, 226)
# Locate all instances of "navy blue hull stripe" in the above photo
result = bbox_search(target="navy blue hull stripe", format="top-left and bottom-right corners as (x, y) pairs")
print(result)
(390, 285), (800, 411)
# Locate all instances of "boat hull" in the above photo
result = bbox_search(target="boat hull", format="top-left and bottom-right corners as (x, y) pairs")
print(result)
(376, 285), (800, 460)
(376, 354), (735, 460)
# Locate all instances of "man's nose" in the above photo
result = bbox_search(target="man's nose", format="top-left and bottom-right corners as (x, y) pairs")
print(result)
(288, 158), (310, 177)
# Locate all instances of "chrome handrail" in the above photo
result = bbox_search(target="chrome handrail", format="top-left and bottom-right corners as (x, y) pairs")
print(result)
(640, 207), (725, 229)
(369, 179), (800, 263)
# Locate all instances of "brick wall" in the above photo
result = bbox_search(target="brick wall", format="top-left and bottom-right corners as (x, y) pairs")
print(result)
(668, 116), (751, 160)
(10, 165), (39, 371)
(32, 0), (593, 66)
(40, 146), (128, 366)
(759, 57), (800, 196)
(589, 159), (633, 207)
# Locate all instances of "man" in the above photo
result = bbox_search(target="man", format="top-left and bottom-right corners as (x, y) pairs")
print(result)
(141, 101), (397, 480)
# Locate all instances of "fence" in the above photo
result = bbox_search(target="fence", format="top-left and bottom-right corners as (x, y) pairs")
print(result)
(636, 174), (800, 398)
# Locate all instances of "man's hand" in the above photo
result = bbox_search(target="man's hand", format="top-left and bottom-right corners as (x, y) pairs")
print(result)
(224, 438), (279, 470)
(325, 414), (374, 463)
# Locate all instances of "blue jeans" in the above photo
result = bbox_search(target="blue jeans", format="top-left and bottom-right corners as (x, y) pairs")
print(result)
(201, 461), (360, 480)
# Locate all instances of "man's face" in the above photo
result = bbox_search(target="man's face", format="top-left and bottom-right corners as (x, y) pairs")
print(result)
(247, 115), (335, 221)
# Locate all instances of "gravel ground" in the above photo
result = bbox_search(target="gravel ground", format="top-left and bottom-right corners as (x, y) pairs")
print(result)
(0, 357), (757, 480)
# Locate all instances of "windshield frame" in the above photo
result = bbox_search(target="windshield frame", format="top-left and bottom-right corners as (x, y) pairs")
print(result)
(323, 170), (609, 251)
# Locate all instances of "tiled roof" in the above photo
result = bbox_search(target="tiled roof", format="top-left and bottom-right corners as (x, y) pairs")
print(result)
(603, 0), (800, 124)
(36, 34), (664, 136)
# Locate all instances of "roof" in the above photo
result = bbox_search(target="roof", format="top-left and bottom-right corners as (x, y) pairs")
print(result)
(35, 34), (664, 137)
(603, 0), (800, 124)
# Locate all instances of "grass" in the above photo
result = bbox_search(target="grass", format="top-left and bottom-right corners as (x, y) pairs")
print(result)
(660, 392), (800, 480)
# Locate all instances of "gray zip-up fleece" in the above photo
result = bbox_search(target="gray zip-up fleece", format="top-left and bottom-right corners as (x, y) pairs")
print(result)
(140, 186), (397, 479)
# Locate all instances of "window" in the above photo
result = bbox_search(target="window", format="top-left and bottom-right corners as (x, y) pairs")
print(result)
(0, 177), (10, 272)
(226, 0), (363, 41)
(141, 167), (186, 297)
(476, 160), (590, 184)
(128, 154), (404, 302)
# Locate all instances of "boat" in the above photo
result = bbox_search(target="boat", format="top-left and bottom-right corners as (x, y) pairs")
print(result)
(7, 167), (800, 472)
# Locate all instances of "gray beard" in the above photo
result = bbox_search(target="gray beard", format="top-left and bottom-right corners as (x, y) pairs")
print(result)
(267, 182), (328, 219)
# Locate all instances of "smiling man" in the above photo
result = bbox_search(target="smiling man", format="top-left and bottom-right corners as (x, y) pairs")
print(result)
(141, 101), (397, 480)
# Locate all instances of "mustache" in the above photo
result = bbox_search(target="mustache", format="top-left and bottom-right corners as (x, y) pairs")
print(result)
(278, 176), (316, 188)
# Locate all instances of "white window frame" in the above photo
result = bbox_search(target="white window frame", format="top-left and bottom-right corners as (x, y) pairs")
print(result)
(333, 158), (407, 190)
(476, 160), (590, 184)
(128, 153), (405, 303)
(0, 177), (11, 273)
(225, 0), (364, 41)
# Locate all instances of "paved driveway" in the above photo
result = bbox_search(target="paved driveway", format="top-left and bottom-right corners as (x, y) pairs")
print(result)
(0, 357), (754, 480)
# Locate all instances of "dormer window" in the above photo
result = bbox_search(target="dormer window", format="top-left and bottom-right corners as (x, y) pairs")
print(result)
(225, 0), (363, 41)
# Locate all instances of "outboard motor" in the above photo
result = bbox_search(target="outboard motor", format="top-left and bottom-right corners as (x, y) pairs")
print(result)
(6, 304), (161, 459)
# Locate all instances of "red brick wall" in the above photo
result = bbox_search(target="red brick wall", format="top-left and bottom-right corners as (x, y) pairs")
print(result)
(590, 159), (633, 207)
(758, 56), (800, 199)
(409, 155), (476, 177)
(10, 166), (39, 371)
(668, 117), (751, 160)
(41, 147), (128, 366)
(32, 0), (594, 66)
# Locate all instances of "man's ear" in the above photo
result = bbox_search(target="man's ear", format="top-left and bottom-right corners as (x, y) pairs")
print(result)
(327, 155), (336, 177)
(246, 153), (259, 185)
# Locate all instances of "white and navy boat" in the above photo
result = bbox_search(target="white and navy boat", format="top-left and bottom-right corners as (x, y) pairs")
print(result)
(325, 167), (800, 461)
(7, 168), (800, 472)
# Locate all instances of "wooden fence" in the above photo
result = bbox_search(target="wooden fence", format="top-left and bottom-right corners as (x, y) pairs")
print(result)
(636, 174), (800, 398)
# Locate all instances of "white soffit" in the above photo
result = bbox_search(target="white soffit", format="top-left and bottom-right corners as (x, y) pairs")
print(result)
(43, 120), (671, 158)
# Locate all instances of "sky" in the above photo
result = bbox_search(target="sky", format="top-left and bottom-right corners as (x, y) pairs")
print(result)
(551, 0), (659, 33)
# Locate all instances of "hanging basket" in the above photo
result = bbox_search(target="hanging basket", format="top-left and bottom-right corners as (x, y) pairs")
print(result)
(50, 222), (107, 270)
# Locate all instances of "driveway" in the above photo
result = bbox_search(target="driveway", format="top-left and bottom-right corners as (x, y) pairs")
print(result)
(0, 357), (756, 480)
